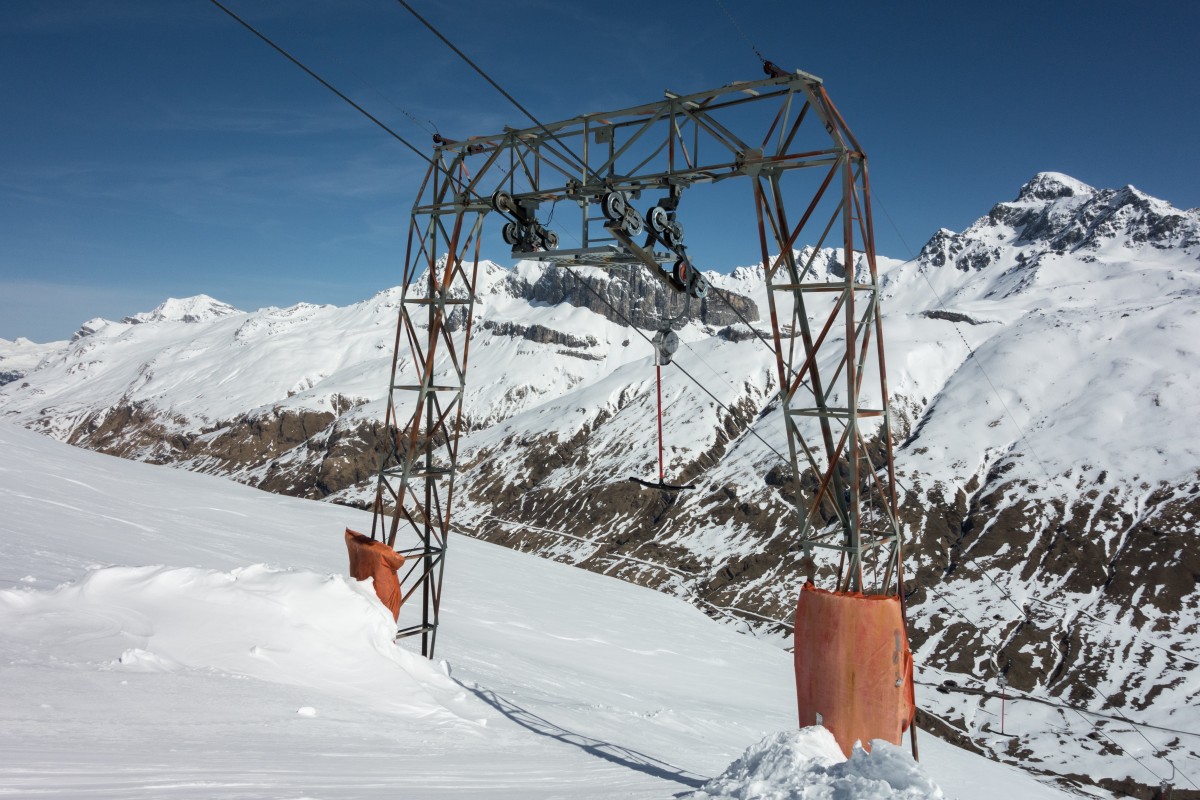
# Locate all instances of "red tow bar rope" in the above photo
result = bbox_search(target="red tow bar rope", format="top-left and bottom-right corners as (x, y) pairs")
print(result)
(656, 364), (665, 482)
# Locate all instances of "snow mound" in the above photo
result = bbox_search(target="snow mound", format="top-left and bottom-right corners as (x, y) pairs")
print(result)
(0, 563), (466, 723)
(116, 647), (183, 672)
(692, 728), (943, 800)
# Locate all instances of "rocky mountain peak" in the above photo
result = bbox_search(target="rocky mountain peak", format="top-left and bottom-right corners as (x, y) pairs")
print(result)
(71, 317), (115, 342)
(1014, 171), (1095, 203)
(915, 174), (1200, 277)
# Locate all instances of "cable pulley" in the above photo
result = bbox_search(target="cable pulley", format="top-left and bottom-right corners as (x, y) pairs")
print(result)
(501, 221), (521, 245)
(648, 205), (669, 233)
(492, 190), (558, 253)
(652, 328), (680, 366)
(600, 189), (709, 301)
(602, 191), (627, 221)
(622, 208), (644, 237)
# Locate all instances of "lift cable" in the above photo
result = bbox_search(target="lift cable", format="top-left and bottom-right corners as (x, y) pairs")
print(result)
(212, 0), (938, 525)
(909, 520), (1199, 783)
(386, 0), (816, 399)
(864, 200), (1178, 726)
(465, 514), (794, 631)
(211, 0), (869, 459)
(260, 0), (439, 138)
(502, 72), (1195, 790)
(922, 561), (1200, 787)
(894, 501), (1200, 677)
(558, 263), (793, 466)
(303, 31), (439, 137)
(948, 558), (1200, 671)
(910, 581), (1185, 786)
(481, 501), (1192, 788)
(387, 0), (818, 399)
(915, 678), (1200, 741)
(711, 0), (769, 65)
(707, 282), (813, 393)
(212, 4), (1184, 781)
(390, 0), (597, 183)
(206, 0), (445, 170)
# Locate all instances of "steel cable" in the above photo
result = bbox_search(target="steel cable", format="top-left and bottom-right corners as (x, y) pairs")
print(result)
(208, 0), (433, 166)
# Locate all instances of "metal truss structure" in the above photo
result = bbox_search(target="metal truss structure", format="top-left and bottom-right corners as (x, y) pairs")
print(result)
(369, 69), (906, 656)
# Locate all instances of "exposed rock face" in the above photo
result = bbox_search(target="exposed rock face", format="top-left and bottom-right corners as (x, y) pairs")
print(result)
(479, 320), (598, 349)
(519, 264), (759, 329)
(56, 401), (383, 501)
(4, 262), (762, 506)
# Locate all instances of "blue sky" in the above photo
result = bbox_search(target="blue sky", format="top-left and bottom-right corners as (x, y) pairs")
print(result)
(2, 1), (1198, 342)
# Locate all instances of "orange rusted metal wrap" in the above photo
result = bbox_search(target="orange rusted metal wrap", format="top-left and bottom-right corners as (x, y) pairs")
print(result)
(345, 528), (406, 621)
(794, 583), (915, 757)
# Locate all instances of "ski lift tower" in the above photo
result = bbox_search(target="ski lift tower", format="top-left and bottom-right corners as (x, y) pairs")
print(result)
(357, 67), (914, 754)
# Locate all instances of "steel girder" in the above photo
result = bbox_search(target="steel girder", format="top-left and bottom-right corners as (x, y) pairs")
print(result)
(369, 70), (905, 656)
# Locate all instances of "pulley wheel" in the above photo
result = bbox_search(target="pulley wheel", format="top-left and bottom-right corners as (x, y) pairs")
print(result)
(602, 191), (627, 221)
(688, 269), (708, 300)
(540, 229), (559, 250)
(622, 210), (644, 236)
(672, 259), (690, 290)
(664, 221), (684, 248)
(502, 221), (521, 245)
(660, 329), (680, 358)
(492, 189), (516, 215)
(648, 206), (669, 233)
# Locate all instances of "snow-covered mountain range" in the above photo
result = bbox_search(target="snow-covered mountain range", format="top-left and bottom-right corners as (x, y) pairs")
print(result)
(3, 172), (1199, 795)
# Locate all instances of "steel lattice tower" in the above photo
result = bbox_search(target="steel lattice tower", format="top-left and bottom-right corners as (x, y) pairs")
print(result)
(369, 70), (906, 656)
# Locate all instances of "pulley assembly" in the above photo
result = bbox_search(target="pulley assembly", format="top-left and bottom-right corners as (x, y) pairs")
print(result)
(652, 328), (679, 366)
(492, 190), (559, 252)
(599, 188), (709, 302)
(492, 179), (707, 304)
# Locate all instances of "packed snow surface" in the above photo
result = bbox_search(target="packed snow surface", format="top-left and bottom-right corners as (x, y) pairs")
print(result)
(0, 422), (1075, 799)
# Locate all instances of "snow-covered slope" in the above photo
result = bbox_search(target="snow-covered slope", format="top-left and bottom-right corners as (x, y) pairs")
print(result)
(2, 173), (1199, 795)
(0, 422), (1071, 799)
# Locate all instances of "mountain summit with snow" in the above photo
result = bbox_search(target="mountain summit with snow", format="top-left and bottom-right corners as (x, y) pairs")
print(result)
(915, 171), (1200, 282)
(1, 173), (1197, 795)
(121, 294), (241, 326)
